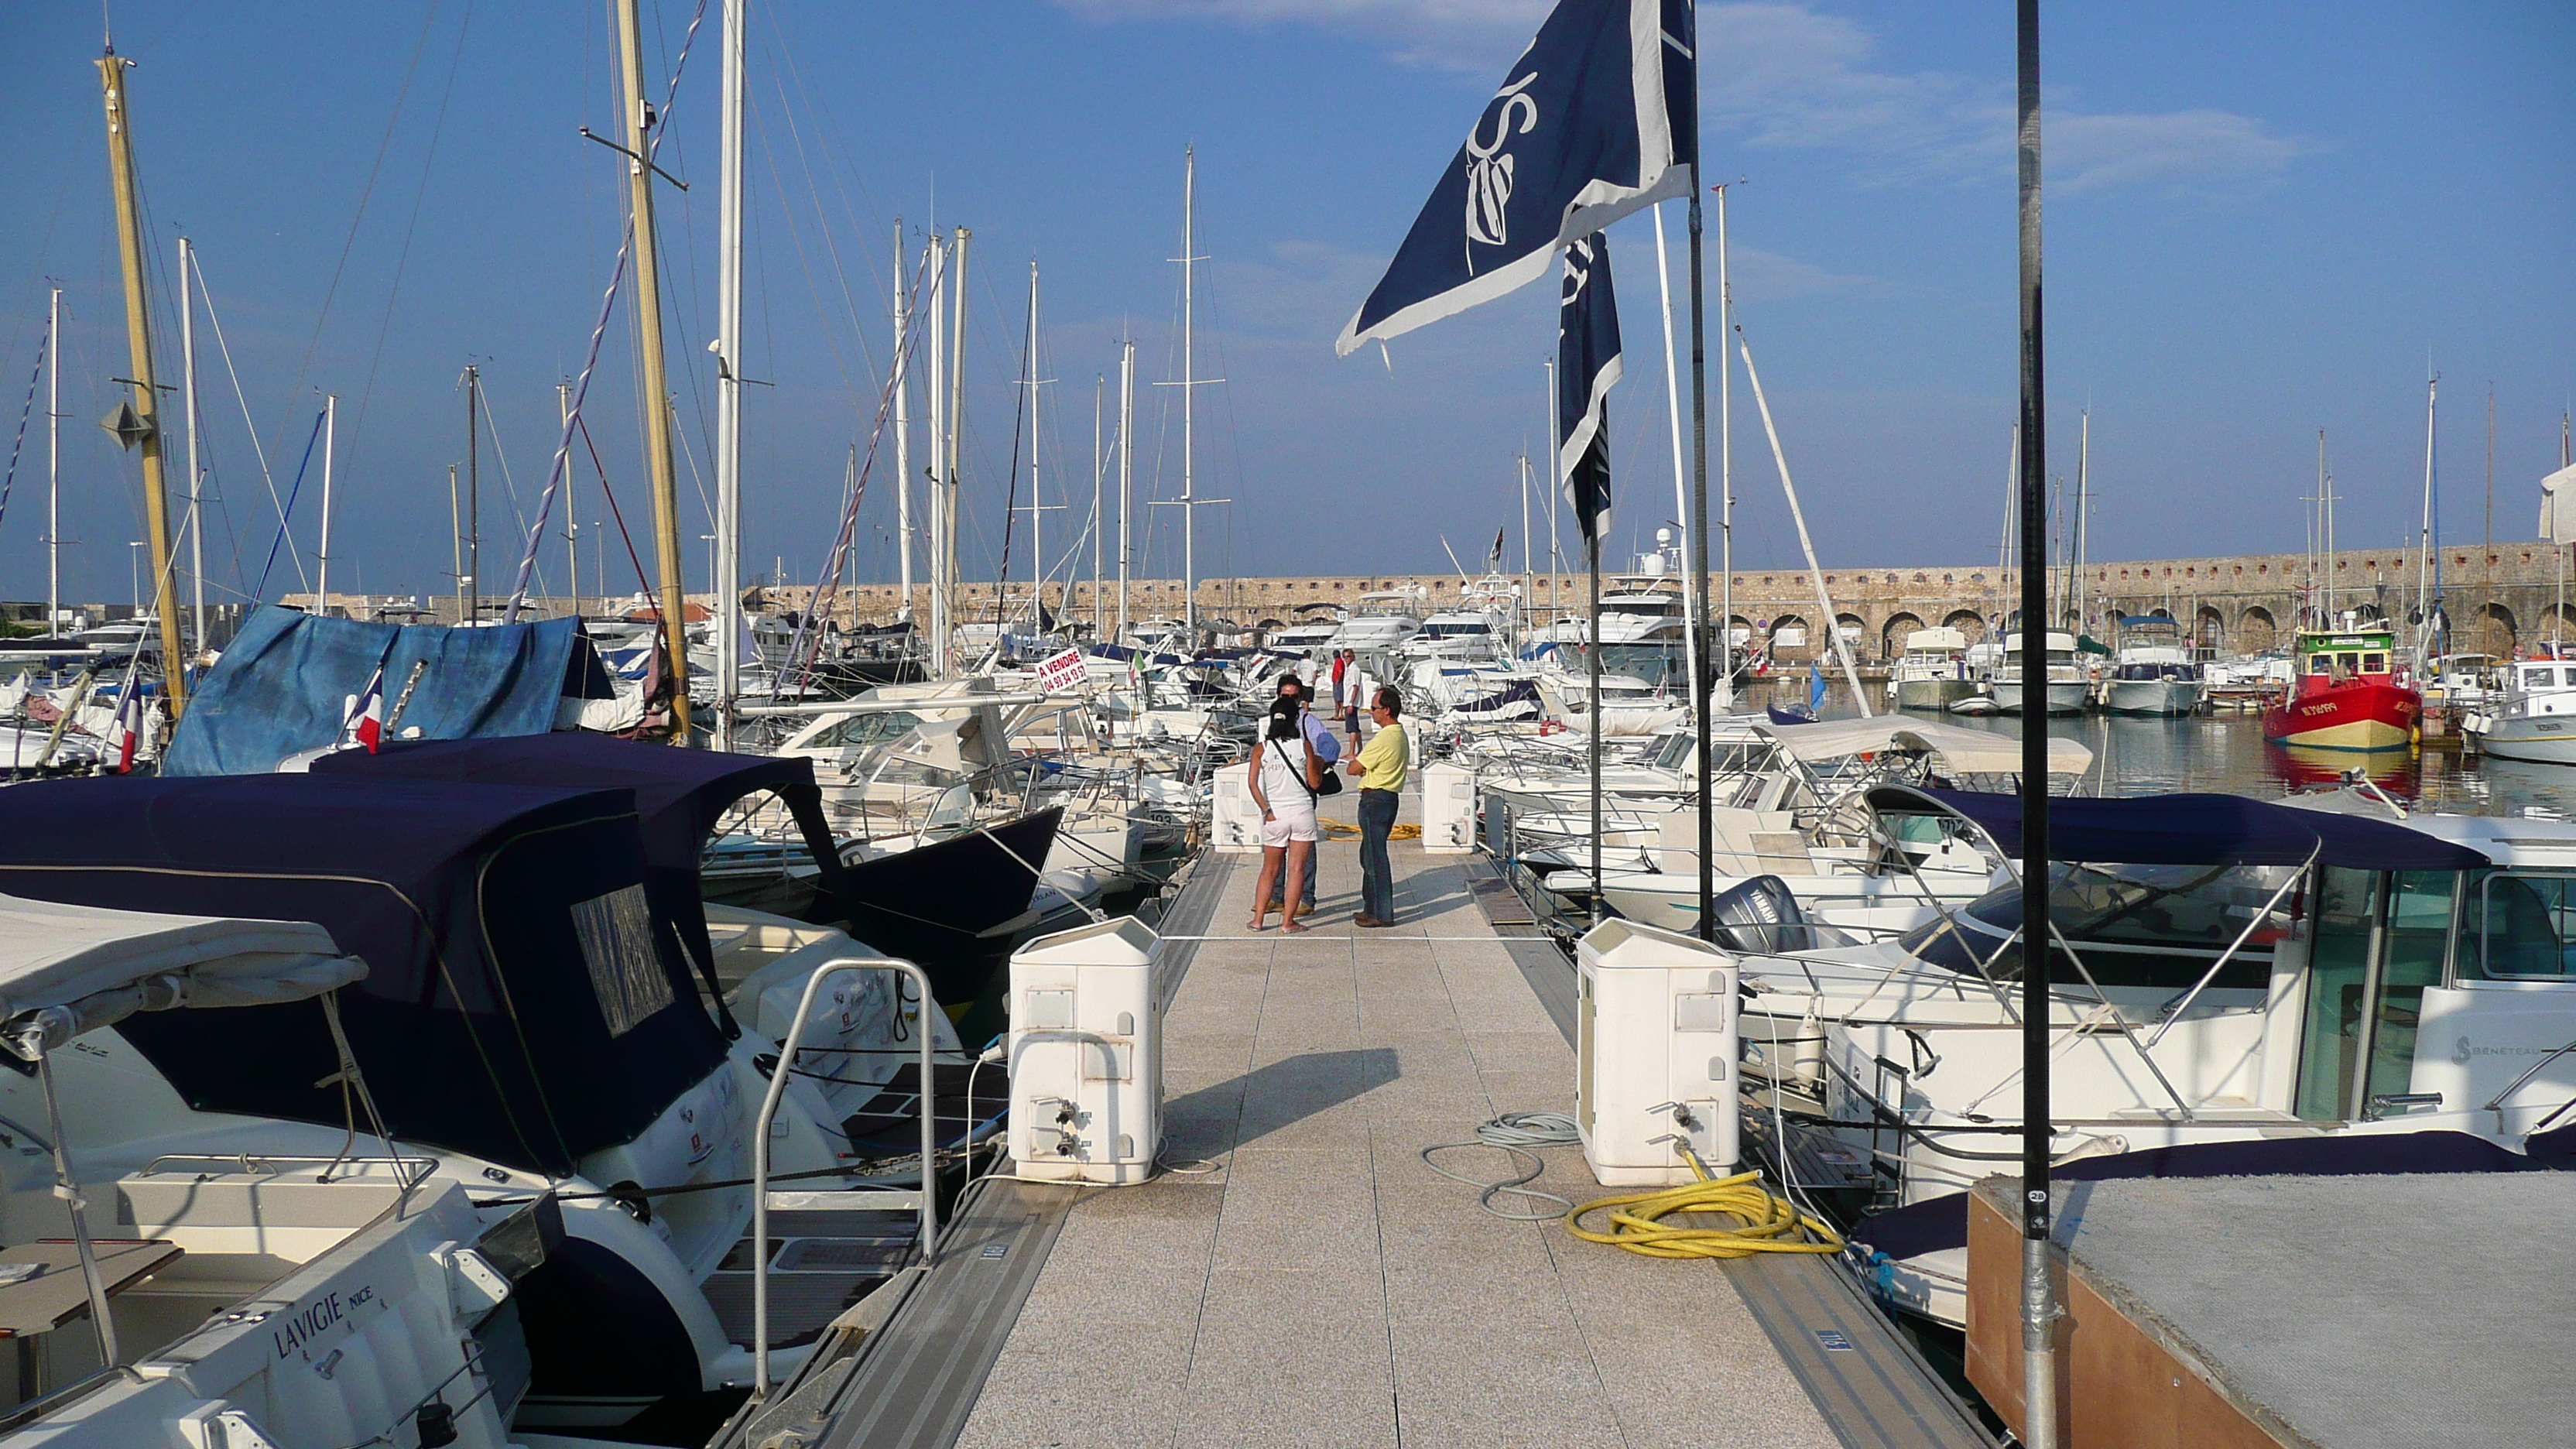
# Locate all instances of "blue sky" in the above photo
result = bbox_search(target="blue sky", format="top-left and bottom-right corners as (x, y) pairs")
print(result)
(2, 1), (2570, 610)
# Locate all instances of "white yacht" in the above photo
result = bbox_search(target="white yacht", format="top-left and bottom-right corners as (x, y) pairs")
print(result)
(1329, 587), (1427, 651)
(1989, 630), (2089, 715)
(1889, 627), (1977, 711)
(1401, 607), (1506, 663)
(1726, 789), (2576, 1330)
(2468, 656), (2576, 765)
(2098, 616), (2205, 715)
(1267, 603), (1345, 656)
(1592, 576), (1688, 646)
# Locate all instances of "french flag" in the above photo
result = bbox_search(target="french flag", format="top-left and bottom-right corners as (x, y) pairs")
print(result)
(344, 664), (388, 754)
(110, 689), (146, 772)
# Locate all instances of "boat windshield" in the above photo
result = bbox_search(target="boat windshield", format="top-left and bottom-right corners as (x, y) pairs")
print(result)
(1603, 599), (1679, 616)
(1894, 861), (2298, 989)
(1417, 621), (1492, 637)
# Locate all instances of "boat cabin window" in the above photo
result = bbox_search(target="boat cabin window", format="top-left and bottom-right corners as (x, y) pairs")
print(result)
(1895, 862), (2297, 989)
(2361, 653), (2388, 674)
(2297, 869), (2461, 1121)
(807, 709), (923, 749)
(2461, 870), (2576, 980)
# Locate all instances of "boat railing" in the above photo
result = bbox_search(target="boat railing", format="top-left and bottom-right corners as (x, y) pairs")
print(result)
(752, 954), (938, 1399)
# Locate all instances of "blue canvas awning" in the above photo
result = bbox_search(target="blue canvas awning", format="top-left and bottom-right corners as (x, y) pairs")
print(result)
(163, 604), (601, 776)
(0, 773), (727, 1176)
(1867, 786), (2488, 872)
(313, 735), (847, 1002)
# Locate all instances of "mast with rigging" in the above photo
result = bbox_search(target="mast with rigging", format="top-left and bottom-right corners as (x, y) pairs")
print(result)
(713, 0), (746, 747)
(614, 0), (691, 737)
(95, 43), (189, 712)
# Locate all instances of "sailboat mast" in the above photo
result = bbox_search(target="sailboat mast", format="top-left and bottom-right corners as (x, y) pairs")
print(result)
(1652, 202), (1699, 712)
(1118, 337), (1134, 642)
(317, 394), (337, 618)
(1544, 358), (1560, 620)
(1715, 183), (1734, 709)
(178, 238), (206, 649)
(95, 45), (189, 712)
(464, 365), (480, 624)
(713, 0), (746, 748)
(1026, 261), (1043, 630)
(614, 0), (691, 736)
(937, 235), (958, 670)
(46, 287), (60, 635)
(1093, 374), (1105, 639)
(947, 228), (971, 673)
(1181, 147), (1199, 647)
(892, 220), (912, 621)
(2417, 374), (2437, 669)
(560, 382), (579, 614)
(2074, 410), (2088, 635)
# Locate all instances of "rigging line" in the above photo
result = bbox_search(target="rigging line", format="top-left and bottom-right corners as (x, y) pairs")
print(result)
(995, 285), (1033, 635)
(743, 84), (865, 420)
(497, 0), (708, 620)
(576, 415), (655, 596)
(476, 377), (546, 596)
(190, 250), (305, 596)
(345, 0), (476, 474)
(271, 0), (444, 461)
(757, 34), (882, 387)
(252, 409), (328, 604)
(0, 322), (47, 536)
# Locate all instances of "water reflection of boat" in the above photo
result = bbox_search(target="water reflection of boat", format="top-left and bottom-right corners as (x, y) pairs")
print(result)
(2266, 741), (2417, 791)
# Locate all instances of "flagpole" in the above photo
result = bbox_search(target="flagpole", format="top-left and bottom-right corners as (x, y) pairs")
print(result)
(2014, 2), (2060, 1443)
(1589, 488), (1604, 927)
(1688, 177), (1715, 942)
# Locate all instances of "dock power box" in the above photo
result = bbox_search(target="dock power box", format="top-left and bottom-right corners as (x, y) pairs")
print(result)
(1574, 918), (1741, 1187)
(1418, 762), (1475, 854)
(1007, 916), (1168, 1185)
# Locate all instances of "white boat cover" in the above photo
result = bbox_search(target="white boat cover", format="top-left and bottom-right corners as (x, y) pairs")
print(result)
(1760, 717), (2095, 776)
(0, 894), (362, 1050)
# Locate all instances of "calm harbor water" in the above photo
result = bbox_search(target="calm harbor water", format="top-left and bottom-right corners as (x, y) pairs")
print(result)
(1778, 680), (2576, 821)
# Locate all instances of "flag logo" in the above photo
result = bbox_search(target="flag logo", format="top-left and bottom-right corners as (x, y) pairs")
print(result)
(1464, 72), (1542, 255)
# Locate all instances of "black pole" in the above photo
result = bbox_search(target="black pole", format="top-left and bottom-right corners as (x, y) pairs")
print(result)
(2015, 2), (2059, 1444)
(1688, 182), (1714, 940)
(1589, 457), (1605, 927)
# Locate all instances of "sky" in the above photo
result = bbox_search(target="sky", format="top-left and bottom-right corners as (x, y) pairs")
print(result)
(1, 1), (2570, 613)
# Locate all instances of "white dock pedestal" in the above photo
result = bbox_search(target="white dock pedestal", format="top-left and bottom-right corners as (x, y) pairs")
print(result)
(1009, 916), (1164, 1185)
(1211, 762), (1262, 854)
(1574, 918), (1740, 1187)
(1418, 762), (1475, 854)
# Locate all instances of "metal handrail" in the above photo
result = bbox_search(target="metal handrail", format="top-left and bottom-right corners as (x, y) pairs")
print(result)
(753, 954), (937, 1397)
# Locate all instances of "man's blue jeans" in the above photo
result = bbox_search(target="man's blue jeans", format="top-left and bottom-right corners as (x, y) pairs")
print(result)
(1358, 787), (1399, 922)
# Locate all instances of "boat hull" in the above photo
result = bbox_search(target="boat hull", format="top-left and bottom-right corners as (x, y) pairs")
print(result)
(2100, 678), (2204, 716)
(2261, 680), (2420, 750)
(1895, 677), (1978, 711)
(1992, 680), (2088, 716)
(2478, 714), (2576, 765)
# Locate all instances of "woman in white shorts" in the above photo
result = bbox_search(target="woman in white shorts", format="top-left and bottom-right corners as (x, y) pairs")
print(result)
(1247, 696), (1322, 933)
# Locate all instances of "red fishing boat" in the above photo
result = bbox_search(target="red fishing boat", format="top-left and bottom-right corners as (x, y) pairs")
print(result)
(2261, 625), (2421, 751)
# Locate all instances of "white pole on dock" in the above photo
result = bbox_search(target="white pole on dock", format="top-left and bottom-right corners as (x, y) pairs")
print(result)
(1653, 203), (1701, 717)
(893, 220), (913, 622)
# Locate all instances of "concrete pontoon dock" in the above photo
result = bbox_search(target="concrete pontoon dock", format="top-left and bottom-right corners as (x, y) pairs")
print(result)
(732, 799), (1992, 1449)
(1966, 1172), (2576, 1447)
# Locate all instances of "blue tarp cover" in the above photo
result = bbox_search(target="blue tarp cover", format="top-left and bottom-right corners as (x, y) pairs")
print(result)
(0, 773), (726, 1175)
(164, 604), (587, 776)
(1869, 785), (2487, 872)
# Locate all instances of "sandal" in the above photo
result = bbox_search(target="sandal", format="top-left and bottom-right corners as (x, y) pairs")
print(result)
(1281, 920), (1310, 933)
(1244, 916), (1269, 931)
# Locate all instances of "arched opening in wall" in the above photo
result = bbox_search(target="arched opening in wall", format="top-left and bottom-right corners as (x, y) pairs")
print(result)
(2149, 607), (2174, 619)
(2354, 601), (2388, 625)
(1725, 615), (1754, 653)
(1834, 613), (1868, 656)
(2475, 602), (2517, 657)
(1768, 614), (1810, 658)
(1882, 611), (1927, 656)
(2195, 605), (2227, 653)
(2239, 606), (2278, 653)
(1941, 609), (1986, 642)
(1257, 618), (1284, 630)
(2543, 604), (2576, 647)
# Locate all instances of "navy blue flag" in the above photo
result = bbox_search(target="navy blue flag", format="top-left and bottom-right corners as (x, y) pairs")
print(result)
(1336, 0), (1697, 356)
(1557, 232), (1622, 545)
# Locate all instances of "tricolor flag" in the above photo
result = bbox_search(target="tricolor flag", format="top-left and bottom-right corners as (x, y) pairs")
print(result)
(341, 663), (388, 754)
(1556, 231), (1622, 544)
(1338, 0), (1696, 355)
(1488, 526), (1507, 573)
(109, 688), (146, 772)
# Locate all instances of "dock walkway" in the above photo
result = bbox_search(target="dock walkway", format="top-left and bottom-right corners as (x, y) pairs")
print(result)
(803, 790), (1991, 1449)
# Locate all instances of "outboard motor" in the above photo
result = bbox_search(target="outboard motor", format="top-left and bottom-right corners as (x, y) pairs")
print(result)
(1707, 875), (1853, 954)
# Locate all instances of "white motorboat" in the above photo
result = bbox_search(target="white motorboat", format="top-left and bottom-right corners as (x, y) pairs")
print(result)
(2468, 657), (2576, 764)
(1889, 626), (1978, 711)
(1400, 608), (1506, 663)
(1726, 787), (2576, 1330)
(1329, 587), (1427, 651)
(1989, 630), (2089, 715)
(0, 893), (521, 1448)
(1592, 576), (1688, 646)
(1267, 602), (1345, 656)
(2098, 616), (2205, 715)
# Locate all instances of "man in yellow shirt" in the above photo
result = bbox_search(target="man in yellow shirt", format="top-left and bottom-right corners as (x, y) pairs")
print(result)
(1345, 686), (1408, 927)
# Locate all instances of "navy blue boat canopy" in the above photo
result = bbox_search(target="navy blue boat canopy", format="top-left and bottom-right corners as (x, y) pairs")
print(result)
(164, 604), (605, 776)
(1868, 786), (2488, 872)
(0, 773), (728, 1176)
(313, 734), (848, 990)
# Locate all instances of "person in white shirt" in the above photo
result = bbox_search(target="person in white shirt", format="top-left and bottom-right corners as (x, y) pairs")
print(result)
(1245, 696), (1323, 933)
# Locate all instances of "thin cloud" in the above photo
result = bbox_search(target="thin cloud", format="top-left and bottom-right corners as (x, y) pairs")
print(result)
(1056, 0), (2317, 197)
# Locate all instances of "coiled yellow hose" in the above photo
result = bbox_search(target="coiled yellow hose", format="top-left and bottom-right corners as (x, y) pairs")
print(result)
(1564, 1146), (1845, 1261)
